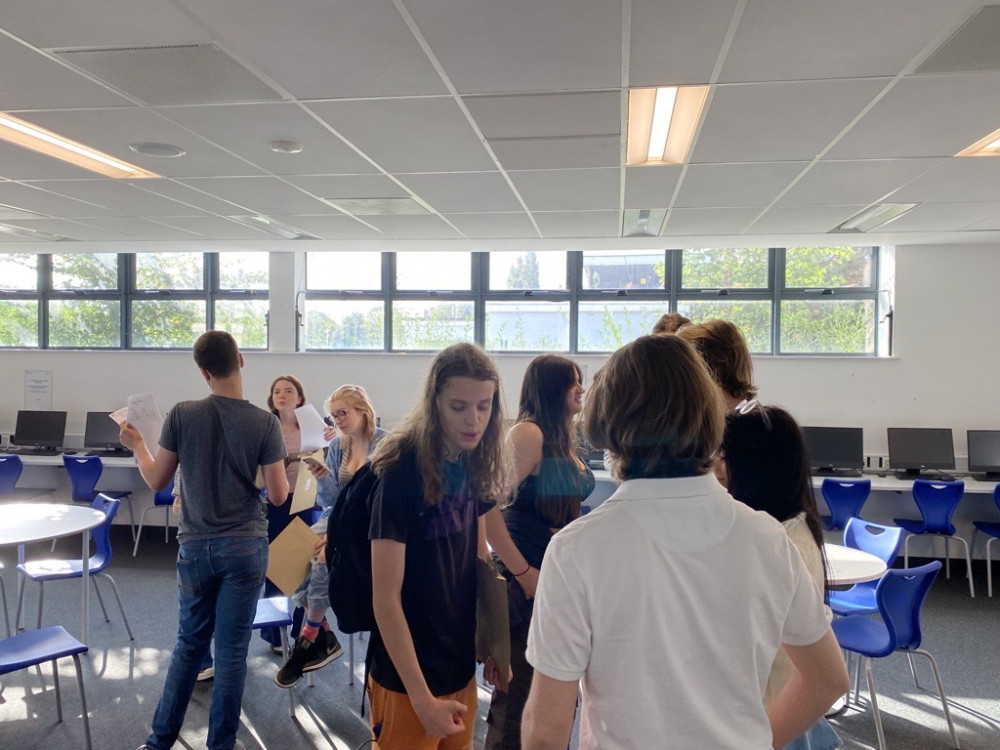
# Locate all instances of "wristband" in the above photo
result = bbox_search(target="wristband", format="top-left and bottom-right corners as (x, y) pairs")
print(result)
(513, 564), (530, 577)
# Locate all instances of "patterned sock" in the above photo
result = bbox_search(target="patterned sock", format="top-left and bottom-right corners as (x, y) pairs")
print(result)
(301, 619), (322, 642)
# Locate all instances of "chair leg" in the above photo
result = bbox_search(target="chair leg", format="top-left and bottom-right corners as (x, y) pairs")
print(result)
(15, 578), (26, 632)
(72, 653), (94, 750)
(90, 578), (111, 623)
(100, 573), (135, 640)
(349, 632), (355, 687)
(903, 534), (911, 569)
(864, 657), (887, 750)
(944, 537), (951, 579)
(279, 624), (294, 716)
(125, 497), (136, 543)
(906, 652), (924, 690)
(0, 574), (10, 637)
(37, 581), (45, 629)
(164, 505), (170, 544)
(133, 506), (152, 557)
(853, 652), (864, 704)
(987, 537), (996, 598)
(913, 649), (961, 749)
(953, 535), (974, 597)
(53, 655), (63, 722)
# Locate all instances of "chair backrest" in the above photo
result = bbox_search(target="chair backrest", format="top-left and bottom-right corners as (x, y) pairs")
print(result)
(0, 454), (24, 495)
(994, 483), (1000, 514)
(153, 475), (176, 506)
(89, 494), (121, 572)
(875, 561), (941, 652)
(843, 518), (905, 567)
(911, 479), (965, 535)
(821, 478), (871, 529)
(63, 455), (103, 503)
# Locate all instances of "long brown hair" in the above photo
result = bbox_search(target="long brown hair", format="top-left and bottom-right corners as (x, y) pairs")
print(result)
(267, 374), (306, 415)
(676, 319), (757, 401)
(371, 343), (510, 506)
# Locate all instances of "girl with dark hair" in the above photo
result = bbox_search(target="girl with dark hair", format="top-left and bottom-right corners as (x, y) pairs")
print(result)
(367, 343), (512, 750)
(721, 404), (840, 750)
(484, 354), (595, 750)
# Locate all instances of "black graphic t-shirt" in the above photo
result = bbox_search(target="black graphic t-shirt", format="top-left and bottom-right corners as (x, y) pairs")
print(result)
(369, 447), (492, 695)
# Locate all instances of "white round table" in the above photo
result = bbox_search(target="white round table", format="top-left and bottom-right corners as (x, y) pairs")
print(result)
(824, 543), (887, 585)
(1, 503), (106, 644)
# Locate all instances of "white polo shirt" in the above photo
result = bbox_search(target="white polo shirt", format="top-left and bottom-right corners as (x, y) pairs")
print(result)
(526, 474), (830, 750)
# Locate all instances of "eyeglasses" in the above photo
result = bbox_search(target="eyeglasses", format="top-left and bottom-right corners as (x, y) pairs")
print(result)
(331, 408), (353, 422)
(734, 397), (772, 431)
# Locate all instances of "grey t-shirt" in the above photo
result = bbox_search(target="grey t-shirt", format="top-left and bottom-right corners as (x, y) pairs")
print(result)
(159, 394), (285, 542)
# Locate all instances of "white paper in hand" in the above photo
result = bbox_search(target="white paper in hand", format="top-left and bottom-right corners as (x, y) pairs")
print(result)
(126, 393), (164, 456)
(294, 403), (328, 453)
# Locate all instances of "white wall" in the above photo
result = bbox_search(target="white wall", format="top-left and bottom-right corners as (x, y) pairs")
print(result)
(2, 242), (998, 459)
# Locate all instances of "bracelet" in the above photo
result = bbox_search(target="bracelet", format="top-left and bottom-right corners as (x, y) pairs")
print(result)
(513, 564), (531, 577)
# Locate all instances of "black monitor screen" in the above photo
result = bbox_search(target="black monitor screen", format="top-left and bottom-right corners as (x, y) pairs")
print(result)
(84, 411), (124, 449)
(887, 428), (955, 471)
(801, 426), (864, 471)
(967, 430), (1000, 474)
(12, 410), (67, 449)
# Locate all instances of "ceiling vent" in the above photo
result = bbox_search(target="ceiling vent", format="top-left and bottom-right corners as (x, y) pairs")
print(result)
(53, 44), (282, 105)
(917, 5), (1000, 74)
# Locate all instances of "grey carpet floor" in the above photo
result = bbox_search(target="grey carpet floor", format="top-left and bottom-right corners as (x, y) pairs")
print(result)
(1, 526), (997, 750)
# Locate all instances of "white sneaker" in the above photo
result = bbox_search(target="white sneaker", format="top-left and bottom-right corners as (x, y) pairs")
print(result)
(197, 665), (215, 681)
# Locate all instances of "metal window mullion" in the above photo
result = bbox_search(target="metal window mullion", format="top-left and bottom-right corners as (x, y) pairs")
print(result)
(771, 248), (782, 355)
(569, 251), (581, 353)
(668, 249), (682, 311)
(384, 252), (395, 352)
(123, 253), (134, 348)
(205, 253), (217, 330)
(38, 254), (52, 348)
(473, 251), (487, 347)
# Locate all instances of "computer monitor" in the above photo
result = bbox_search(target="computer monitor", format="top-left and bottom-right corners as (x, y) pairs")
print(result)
(12, 410), (67, 450)
(84, 411), (125, 451)
(967, 430), (1000, 481)
(887, 427), (955, 479)
(801, 426), (864, 475)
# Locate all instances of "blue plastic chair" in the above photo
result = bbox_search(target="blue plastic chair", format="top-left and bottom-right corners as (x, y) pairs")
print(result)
(253, 596), (295, 715)
(15, 494), (135, 640)
(831, 562), (958, 750)
(0, 625), (92, 749)
(971, 483), (1000, 597)
(894, 478), (973, 597)
(819, 477), (872, 531)
(62, 454), (134, 540)
(828, 518), (905, 617)
(132, 475), (176, 557)
(0, 453), (24, 495)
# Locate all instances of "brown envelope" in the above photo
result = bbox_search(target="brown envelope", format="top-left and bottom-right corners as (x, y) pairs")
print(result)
(266, 517), (321, 596)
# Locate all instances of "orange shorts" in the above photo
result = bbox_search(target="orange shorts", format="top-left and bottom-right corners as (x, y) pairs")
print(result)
(367, 675), (478, 750)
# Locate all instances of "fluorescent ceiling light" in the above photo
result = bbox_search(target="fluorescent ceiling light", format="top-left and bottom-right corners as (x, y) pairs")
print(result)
(0, 112), (160, 179)
(622, 208), (667, 237)
(956, 126), (1000, 157)
(834, 203), (918, 233)
(229, 215), (319, 240)
(626, 85), (709, 166)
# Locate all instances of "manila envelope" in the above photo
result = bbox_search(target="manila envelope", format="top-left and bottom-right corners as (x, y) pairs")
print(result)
(289, 449), (324, 515)
(266, 517), (321, 596)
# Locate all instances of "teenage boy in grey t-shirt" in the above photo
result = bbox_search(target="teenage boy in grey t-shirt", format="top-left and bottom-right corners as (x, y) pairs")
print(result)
(122, 330), (288, 750)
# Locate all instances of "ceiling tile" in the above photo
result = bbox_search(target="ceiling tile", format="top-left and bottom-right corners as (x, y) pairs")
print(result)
(156, 103), (377, 175)
(747, 205), (867, 234)
(173, 0), (446, 98)
(31, 180), (209, 217)
(930, 162), (1000, 202)
(70, 217), (205, 239)
(406, 0), (621, 93)
(674, 163), (807, 208)
(875, 202), (1000, 232)
(719, 0), (978, 82)
(828, 72), (1000, 159)
(442, 212), (539, 239)
(882, 157), (998, 203)
(693, 79), (890, 163)
(3, 218), (134, 241)
(177, 177), (333, 215)
(401, 172), (521, 213)
(151, 216), (274, 240)
(0, 143), (111, 181)
(490, 136), (621, 171)
(624, 166), (683, 208)
(776, 159), (941, 207)
(269, 215), (383, 240)
(0, 183), (119, 218)
(285, 175), (410, 200)
(509, 169), (621, 212)
(362, 214), (462, 239)
(534, 211), (620, 238)
(464, 92), (620, 139)
(310, 98), (494, 174)
(128, 181), (250, 215)
(664, 207), (762, 235)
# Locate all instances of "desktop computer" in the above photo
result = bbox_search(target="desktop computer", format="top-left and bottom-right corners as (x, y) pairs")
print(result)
(887, 427), (955, 480)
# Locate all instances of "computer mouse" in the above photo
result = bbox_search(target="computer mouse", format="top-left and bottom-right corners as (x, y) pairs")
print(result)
(62, 450), (77, 455)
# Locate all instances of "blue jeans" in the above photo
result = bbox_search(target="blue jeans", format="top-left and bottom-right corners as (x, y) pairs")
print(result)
(783, 717), (841, 750)
(144, 536), (268, 750)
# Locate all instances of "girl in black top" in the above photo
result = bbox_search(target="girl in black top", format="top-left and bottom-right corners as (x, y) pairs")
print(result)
(484, 354), (595, 750)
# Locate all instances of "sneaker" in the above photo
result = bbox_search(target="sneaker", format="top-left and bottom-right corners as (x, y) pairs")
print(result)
(196, 665), (215, 681)
(274, 636), (317, 688)
(270, 644), (284, 656)
(302, 630), (344, 674)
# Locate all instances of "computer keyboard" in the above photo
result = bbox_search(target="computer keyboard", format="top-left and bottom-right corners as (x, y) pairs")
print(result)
(85, 448), (133, 458)
(3, 446), (60, 456)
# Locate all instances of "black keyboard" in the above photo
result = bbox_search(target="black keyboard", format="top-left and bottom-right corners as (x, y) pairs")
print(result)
(4, 446), (60, 456)
(86, 449), (133, 458)
(971, 473), (1000, 483)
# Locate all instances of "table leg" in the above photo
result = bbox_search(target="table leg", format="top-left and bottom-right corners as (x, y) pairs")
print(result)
(82, 530), (90, 645)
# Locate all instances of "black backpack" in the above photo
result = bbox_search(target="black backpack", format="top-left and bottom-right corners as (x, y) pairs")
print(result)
(325, 463), (381, 634)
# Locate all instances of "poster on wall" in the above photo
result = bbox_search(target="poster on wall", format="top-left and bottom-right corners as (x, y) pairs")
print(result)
(24, 370), (53, 410)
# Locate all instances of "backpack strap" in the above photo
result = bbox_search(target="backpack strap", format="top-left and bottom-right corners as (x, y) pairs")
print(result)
(208, 399), (261, 498)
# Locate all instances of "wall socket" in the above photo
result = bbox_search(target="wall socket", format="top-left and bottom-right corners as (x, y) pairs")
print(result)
(864, 454), (888, 470)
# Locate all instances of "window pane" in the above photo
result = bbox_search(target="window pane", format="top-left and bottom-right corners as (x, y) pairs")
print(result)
(305, 300), (384, 350)
(489, 251), (567, 290)
(219, 253), (269, 290)
(215, 299), (269, 349)
(577, 301), (664, 352)
(131, 300), (206, 347)
(485, 301), (569, 351)
(582, 251), (665, 290)
(52, 253), (118, 290)
(681, 248), (768, 289)
(0, 299), (38, 346)
(136, 252), (204, 289)
(0, 254), (37, 290)
(392, 300), (473, 350)
(784, 246), (873, 288)
(48, 300), (120, 347)
(396, 252), (470, 290)
(780, 300), (875, 354)
(307, 252), (382, 290)
(676, 300), (772, 353)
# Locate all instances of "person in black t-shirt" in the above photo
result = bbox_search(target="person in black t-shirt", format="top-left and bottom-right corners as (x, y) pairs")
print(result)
(368, 343), (510, 750)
